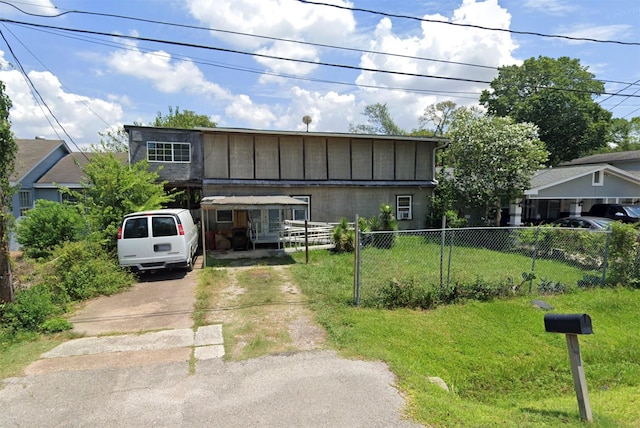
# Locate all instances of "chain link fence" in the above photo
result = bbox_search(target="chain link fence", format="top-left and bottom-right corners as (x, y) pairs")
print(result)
(355, 227), (611, 307)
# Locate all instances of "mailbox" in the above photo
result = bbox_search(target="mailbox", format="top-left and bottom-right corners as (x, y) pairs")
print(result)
(544, 313), (592, 335)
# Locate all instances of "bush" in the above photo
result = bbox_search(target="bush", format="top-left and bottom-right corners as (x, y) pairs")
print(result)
(40, 317), (73, 333)
(0, 284), (60, 333)
(332, 218), (356, 253)
(16, 200), (86, 259)
(607, 222), (640, 287)
(40, 240), (135, 304)
(375, 278), (434, 310)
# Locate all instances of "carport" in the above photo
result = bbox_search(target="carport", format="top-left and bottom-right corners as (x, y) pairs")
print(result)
(200, 195), (308, 266)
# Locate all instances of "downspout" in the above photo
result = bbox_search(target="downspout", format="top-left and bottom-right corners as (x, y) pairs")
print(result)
(432, 139), (450, 184)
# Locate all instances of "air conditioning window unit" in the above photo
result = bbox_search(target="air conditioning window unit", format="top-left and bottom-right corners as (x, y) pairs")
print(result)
(398, 211), (411, 220)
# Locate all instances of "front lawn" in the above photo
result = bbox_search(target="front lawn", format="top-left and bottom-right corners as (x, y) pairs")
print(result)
(290, 250), (640, 427)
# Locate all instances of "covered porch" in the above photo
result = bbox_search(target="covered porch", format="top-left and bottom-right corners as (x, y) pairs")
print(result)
(200, 195), (308, 258)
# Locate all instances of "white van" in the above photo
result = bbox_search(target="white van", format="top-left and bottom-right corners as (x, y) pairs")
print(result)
(117, 209), (199, 272)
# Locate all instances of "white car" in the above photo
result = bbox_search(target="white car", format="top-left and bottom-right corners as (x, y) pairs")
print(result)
(117, 209), (199, 272)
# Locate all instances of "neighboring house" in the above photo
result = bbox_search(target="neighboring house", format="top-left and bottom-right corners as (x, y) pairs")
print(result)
(515, 151), (640, 224)
(124, 125), (447, 242)
(9, 138), (71, 250)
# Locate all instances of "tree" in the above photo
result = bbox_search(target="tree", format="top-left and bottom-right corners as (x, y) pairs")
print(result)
(152, 106), (217, 128)
(417, 100), (458, 136)
(66, 142), (174, 253)
(0, 81), (16, 303)
(480, 56), (612, 165)
(349, 103), (405, 135)
(447, 108), (548, 226)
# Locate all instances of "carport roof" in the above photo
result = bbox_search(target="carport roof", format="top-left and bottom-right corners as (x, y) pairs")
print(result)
(200, 195), (308, 210)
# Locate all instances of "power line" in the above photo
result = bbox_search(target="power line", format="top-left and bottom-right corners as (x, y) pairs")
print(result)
(0, 25), (86, 156)
(3, 18), (639, 100)
(296, 0), (640, 46)
(6, 0), (635, 90)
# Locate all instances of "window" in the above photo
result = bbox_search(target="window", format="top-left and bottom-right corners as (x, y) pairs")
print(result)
(152, 217), (178, 237)
(396, 195), (412, 220)
(19, 190), (32, 216)
(592, 170), (603, 186)
(216, 210), (233, 223)
(292, 196), (310, 221)
(147, 142), (191, 163)
(123, 217), (149, 239)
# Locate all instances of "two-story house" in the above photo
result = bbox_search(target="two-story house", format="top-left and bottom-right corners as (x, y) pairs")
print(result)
(125, 125), (447, 243)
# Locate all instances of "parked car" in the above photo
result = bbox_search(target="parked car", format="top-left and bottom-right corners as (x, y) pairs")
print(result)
(117, 209), (199, 272)
(551, 216), (615, 230)
(586, 204), (640, 223)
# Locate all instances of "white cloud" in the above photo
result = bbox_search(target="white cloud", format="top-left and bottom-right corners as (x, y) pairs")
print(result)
(224, 94), (277, 127)
(107, 47), (231, 98)
(185, 0), (356, 76)
(350, 0), (518, 131)
(0, 66), (123, 147)
(275, 87), (357, 132)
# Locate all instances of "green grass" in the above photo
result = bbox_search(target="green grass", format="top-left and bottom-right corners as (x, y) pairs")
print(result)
(0, 333), (65, 381)
(361, 236), (598, 299)
(290, 250), (640, 427)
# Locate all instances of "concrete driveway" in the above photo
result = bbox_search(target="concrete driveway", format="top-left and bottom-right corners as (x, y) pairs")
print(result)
(0, 257), (422, 427)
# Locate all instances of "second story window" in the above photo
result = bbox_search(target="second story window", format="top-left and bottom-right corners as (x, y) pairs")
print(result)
(19, 190), (32, 216)
(147, 142), (191, 163)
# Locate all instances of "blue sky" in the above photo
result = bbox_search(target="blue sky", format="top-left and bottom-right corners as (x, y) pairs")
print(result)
(0, 0), (638, 150)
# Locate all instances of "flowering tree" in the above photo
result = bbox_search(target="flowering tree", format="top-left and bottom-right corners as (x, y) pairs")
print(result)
(448, 108), (548, 225)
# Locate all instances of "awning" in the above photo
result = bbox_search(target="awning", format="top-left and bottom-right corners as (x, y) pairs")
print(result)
(200, 195), (308, 210)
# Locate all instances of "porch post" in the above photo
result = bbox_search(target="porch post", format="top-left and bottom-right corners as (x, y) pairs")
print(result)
(570, 200), (582, 217)
(510, 199), (523, 226)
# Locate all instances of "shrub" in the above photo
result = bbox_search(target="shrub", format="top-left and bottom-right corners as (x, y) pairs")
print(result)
(607, 222), (640, 287)
(40, 240), (134, 304)
(375, 278), (434, 310)
(0, 284), (60, 333)
(16, 200), (86, 259)
(332, 218), (356, 253)
(40, 317), (73, 333)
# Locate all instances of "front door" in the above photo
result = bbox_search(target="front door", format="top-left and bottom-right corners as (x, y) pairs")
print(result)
(249, 209), (281, 244)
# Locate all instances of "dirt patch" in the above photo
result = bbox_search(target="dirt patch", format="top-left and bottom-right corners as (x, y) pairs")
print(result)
(206, 264), (326, 359)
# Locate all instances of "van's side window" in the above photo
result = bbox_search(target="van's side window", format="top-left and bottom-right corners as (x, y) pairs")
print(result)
(152, 217), (178, 237)
(124, 217), (149, 239)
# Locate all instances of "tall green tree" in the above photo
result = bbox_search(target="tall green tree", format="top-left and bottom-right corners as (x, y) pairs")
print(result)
(480, 56), (611, 165)
(448, 108), (548, 226)
(67, 142), (174, 253)
(152, 106), (217, 128)
(0, 81), (16, 302)
(349, 103), (405, 135)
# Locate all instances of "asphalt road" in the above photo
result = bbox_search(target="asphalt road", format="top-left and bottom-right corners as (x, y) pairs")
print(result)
(0, 257), (422, 427)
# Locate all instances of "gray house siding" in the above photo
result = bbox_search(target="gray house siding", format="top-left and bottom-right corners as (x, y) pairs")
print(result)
(534, 173), (640, 200)
(128, 127), (203, 183)
(202, 183), (430, 229)
(126, 126), (443, 231)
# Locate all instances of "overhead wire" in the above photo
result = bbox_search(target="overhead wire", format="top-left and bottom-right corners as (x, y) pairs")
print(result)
(296, 0), (640, 46)
(0, 25), (87, 156)
(3, 18), (639, 99)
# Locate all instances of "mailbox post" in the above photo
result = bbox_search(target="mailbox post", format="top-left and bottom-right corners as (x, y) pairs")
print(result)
(544, 313), (593, 423)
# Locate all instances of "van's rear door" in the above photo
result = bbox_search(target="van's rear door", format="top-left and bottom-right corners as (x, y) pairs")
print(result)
(118, 214), (185, 267)
(149, 215), (186, 262)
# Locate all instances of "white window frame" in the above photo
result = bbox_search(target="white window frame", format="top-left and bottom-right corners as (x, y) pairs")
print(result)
(592, 170), (603, 186)
(292, 195), (310, 221)
(19, 190), (32, 216)
(396, 195), (412, 220)
(147, 142), (191, 163)
(216, 209), (233, 223)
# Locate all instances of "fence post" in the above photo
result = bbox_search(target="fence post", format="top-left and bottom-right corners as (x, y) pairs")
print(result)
(530, 226), (540, 293)
(447, 229), (454, 289)
(440, 215), (446, 289)
(601, 230), (611, 286)
(354, 214), (361, 306)
(304, 220), (309, 264)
